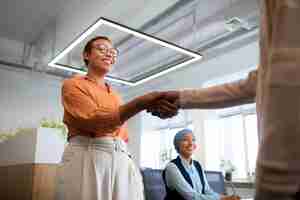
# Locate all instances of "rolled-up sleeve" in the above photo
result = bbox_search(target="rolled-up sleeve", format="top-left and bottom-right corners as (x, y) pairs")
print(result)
(165, 163), (220, 200)
(179, 70), (257, 109)
(62, 79), (122, 133)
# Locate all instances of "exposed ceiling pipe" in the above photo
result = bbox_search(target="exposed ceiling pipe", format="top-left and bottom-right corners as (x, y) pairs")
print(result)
(115, 0), (196, 47)
(0, 59), (69, 78)
(117, 0), (258, 52)
(115, 0), (258, 74)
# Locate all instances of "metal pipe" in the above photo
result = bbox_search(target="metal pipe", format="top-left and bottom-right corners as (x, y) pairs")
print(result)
(0, 59), (69, 78)
(115, 0), (195, 47)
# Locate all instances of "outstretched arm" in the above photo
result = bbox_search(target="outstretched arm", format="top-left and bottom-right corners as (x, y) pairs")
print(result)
(62, 79), (172, 133)
(147, 70), (257, 119)
(179, 70), (257, 109)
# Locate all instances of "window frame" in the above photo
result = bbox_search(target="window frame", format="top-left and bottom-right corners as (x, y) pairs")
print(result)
(216, 107), (257, 179)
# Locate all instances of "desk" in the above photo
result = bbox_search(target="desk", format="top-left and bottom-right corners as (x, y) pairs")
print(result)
(226, 180), (254, 199)
(225, 180), (255, 188)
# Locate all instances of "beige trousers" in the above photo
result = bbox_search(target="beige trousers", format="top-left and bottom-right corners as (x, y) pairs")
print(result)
(59, 136), (144, 200)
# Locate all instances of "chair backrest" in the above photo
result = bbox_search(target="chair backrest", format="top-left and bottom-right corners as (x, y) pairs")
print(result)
(141, 168), (166, 200)
(141, 168), (225, 200)
(204, 170), (226, 194)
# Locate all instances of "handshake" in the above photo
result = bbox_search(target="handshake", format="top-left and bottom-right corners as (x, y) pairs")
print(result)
(138, 91), (180, 119)
(221, 195), (241, 200)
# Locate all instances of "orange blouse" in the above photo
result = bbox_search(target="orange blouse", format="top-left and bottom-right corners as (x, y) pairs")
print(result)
(61, 75), (128, 142)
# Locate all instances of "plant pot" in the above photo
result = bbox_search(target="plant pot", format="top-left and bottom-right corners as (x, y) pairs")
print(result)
(225, 172), (232, 181)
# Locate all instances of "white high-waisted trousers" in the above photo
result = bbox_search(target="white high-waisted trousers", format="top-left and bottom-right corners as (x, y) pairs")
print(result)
(59, 136), (144, 200)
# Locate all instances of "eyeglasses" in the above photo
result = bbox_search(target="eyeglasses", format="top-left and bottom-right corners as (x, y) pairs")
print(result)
(182, 139), (196, 144)
(92, 45), (119, 57)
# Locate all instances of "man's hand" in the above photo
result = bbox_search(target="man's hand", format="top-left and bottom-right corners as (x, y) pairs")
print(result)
(135, 92), (161, 110)
(119, 91), (179, 124)
(221, 195), (241, 200)
(146, 91), (180, 119)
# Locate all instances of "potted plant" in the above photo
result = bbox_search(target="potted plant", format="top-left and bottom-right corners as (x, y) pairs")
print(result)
(160, 148), (174, 166)
(40, 118), (68, 142)
(220, 159), (236, 181)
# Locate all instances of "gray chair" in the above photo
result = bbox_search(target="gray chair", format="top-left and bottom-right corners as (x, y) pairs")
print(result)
(141, 168), (225, 200)
(141, 168), (166, 200)
(205, 170), (226, 194)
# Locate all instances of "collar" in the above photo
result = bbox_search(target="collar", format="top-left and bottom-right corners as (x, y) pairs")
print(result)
(84, 75), (111, 93)
(179, 155), (193, 168)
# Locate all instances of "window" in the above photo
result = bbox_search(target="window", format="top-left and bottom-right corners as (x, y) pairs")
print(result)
(140, 128), (180, 169)
(203, 68), (258, 180)
(140, 110), (193, 169)
(244, 114), (258, 175)
(204, 111), (258, 180)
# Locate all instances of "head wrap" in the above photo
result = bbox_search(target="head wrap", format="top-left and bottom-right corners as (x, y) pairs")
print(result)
(173, 129), (195, 153)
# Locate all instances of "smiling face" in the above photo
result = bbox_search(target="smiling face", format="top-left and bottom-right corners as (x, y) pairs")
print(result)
(83, 38), (117, 75)
(178, 133), (197, 159)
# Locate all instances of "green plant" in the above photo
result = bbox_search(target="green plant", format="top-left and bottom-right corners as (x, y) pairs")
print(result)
(160, 148), (174, 163)
(220, 159), (236, 173)
(0, 132), (16, 142)
(40, 118), (68, 141)
(0, 128), (33, 143)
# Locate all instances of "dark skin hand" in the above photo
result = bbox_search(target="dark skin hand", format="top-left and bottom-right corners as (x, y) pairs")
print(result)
(147, 91), (180, 119)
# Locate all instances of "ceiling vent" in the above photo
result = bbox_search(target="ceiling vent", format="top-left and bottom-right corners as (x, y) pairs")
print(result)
(225, 17), (252, 32)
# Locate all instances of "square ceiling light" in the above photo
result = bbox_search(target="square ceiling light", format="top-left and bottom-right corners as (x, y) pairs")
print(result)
(48, 17), (203, 86)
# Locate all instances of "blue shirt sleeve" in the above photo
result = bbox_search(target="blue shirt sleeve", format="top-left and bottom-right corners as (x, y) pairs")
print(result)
(165, 163), (221, 200)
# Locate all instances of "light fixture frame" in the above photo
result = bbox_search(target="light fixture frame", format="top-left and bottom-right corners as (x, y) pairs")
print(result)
(48, 17), (203, 86)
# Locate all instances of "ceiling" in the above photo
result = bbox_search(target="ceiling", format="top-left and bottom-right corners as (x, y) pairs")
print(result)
(0, 0), (182, 44)
(0, 0), (259, 90)
(0, 0), (64, 43)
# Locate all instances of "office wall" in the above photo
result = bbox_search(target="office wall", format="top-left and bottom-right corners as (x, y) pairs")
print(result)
(0, 128), (36, 166)
(0, 66), (63, 130)
(127, 113), (143, 165)
(0, 35), (259, 170)
(122, 40), (259, 168)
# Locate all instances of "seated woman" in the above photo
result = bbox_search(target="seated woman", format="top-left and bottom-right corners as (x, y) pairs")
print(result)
(163, 129), (239, 200)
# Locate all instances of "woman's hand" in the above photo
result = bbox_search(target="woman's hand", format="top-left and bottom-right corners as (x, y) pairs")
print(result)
(145, 91), (180, 119)
(221, 195), (241, 200)
(119, 91), (180, 124)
